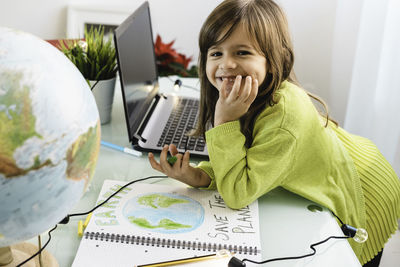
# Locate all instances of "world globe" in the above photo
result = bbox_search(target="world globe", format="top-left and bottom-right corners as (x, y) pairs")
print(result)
(0, 26), (101, 251)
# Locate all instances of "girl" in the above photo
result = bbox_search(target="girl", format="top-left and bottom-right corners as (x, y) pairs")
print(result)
(148, 0), (400, 266)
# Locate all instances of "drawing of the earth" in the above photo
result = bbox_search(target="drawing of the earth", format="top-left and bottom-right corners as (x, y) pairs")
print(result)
(122, 193), (204, 234)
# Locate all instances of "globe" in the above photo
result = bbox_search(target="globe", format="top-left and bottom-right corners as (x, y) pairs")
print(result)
(0, 27), (101, 249)
(122, 193), (205, 234)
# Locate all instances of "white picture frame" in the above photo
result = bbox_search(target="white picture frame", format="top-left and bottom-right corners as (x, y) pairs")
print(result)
(66, 5), (134, 38)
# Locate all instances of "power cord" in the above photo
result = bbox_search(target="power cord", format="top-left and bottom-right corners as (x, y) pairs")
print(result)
(16, 175), (168, 266)
(16, 225), (58, 267)
(166, 76), (200, 91)
(228, 211), (368, 267)
(230, 235), (350, 267)
(62, 175), (167, 220)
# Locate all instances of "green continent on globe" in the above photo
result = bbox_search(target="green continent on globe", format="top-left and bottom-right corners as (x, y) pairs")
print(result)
(128, 216), (191, 230)
(138, 194), (190, 209)
(0, 69), (100, 184)
(0, 70), (43, 178)
(66, 120), (100, 186)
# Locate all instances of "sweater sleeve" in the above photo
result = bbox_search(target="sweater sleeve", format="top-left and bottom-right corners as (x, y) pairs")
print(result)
(196, 161), (216, 189)
(203, 120), (297, 209)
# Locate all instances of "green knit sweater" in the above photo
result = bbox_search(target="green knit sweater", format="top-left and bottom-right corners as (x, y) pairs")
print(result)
(197, 81), (400, 264)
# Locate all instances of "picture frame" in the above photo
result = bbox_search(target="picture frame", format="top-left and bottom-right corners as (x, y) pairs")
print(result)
(66, 5), (134, 38)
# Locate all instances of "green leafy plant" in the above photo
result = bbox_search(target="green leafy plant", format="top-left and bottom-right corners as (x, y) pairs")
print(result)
(59, 26), (117, 87)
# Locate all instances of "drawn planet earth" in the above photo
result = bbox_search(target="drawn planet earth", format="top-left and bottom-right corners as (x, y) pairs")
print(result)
(122, 193), (205, 234)
(0, 27), (100, 247)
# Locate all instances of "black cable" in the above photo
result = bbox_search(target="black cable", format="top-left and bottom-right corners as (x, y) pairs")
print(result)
(166, 76), (200, 91)
(16, 225), (58, 267)
(90, 80), (100, 91)
(229, 211), (355, 266)
(17, 175), (168, 266)
(241, 235), (350, 265)
(330, 210), (345, 225)
(67, 175), (167, 218)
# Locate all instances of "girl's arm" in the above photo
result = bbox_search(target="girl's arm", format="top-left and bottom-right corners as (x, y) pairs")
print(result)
(200, 118), (297, 209)
(195, 75), (298, 209)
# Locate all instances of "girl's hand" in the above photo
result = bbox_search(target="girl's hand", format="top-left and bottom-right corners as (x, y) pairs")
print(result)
(148, 144), (211, 188)
(214, 75), (258, 126)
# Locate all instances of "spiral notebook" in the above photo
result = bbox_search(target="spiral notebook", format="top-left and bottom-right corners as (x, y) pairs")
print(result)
(72, 179), (262, 267)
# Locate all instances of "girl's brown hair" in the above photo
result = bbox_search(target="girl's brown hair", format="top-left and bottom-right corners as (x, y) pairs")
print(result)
(193, 0), (331, 146)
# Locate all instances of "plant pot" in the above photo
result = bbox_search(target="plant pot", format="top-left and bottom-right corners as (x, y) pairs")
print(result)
(90, 77), (116, 124)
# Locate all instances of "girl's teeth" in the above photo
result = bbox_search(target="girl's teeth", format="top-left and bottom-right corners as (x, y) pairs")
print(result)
(222, 77), (237, 82)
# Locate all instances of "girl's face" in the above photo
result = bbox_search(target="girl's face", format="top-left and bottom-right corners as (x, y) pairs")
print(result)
(206, 23), (267, 94)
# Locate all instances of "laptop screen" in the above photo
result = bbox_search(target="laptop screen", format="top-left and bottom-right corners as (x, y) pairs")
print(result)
(114, 1), (159, 142)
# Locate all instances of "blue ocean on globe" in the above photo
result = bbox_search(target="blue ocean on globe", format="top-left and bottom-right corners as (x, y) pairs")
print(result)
(122, 193), (204, 234)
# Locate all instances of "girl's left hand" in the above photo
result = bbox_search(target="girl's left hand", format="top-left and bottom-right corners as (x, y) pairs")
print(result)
(148, 144), (211, 188)
(214, 75), (258, 126)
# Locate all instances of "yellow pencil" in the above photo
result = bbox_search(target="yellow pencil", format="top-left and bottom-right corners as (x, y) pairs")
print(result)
(136, 250), (231, 267)
(83, 212), (92, 228)
(77, 220), (83, 237)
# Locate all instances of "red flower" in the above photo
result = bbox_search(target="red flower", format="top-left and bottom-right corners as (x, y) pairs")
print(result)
(176, 53), (192, 69)
(154, 35), (179, 61)
(154, 34), (195, 76)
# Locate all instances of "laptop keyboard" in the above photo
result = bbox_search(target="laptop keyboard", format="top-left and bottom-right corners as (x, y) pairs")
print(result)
(157, 98), (206, 152)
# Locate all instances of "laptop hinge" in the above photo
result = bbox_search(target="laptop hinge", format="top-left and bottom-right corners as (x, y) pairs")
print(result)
(133, 94), (163, 143)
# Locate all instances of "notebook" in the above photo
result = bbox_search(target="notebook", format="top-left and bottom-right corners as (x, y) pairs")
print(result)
(113, 1), (208, 157)
(72, 180), (262, 267)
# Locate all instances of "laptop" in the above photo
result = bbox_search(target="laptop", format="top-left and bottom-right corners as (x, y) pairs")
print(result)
(113, 1), (208, 157)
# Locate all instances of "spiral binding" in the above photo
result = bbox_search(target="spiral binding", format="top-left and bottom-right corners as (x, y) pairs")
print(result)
(84, 232), (259, 255)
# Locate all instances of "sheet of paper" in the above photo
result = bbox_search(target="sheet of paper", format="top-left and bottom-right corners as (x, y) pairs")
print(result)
(72, 180), (261, 267)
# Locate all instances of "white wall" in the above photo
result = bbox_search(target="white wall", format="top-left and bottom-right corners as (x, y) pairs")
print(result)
(280, 0), (363, 124)
(0, 0), (70, 39)
(0, 0), (222, 65)
(1, 0), (361, 125)
(329, 0), (363, 124)
(279, 0), (337, 105)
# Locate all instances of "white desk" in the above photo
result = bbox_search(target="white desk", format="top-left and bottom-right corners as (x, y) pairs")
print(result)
(35, 77), (361, 267)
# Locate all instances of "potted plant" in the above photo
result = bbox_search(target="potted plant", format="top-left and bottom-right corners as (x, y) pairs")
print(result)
(59, 26), (117, 124)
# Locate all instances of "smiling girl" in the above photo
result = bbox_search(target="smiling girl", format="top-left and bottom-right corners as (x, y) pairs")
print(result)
(148, 1), (400, 266)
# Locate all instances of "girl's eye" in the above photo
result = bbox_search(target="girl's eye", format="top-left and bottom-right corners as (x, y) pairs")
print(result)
(237, 50), (251, 56)
(209, 51), (222, 57)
